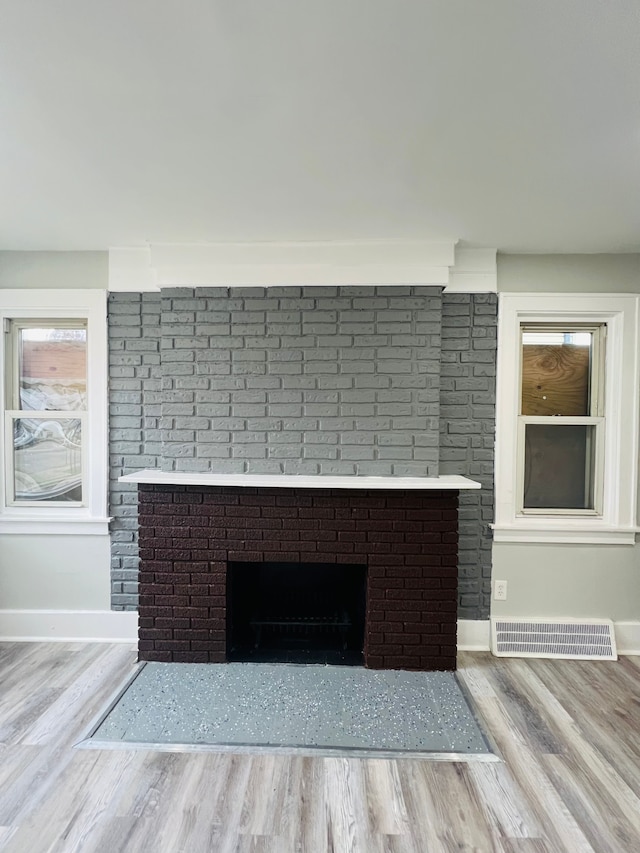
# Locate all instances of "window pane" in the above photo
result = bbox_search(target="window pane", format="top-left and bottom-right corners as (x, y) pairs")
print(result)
(521, 330), (592, 416)
(523, 423), (595, 510)
(18, 327), (87, 411)
(13, 418), (82, 502)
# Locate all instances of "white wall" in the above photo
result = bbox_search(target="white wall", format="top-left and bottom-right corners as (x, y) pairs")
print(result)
(493, 254), (640, 630)
(491, 544), (640, 621)
(0, 534), (111, 610)
(0, 251), (107, 289)
(498, 253), (640, 293)
(0, 251), (124, 639)
(2, 250), (638, 643)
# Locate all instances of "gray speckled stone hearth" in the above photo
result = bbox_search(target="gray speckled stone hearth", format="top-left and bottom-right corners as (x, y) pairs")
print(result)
(89, 662), (492, 757)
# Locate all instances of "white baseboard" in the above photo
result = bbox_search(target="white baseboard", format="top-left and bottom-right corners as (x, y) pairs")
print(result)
(1, 612), (488, 648)
(457, 619), (490, 651)
(0, 611), (636, 655)
(0, 609), (138, 643)
(614, 621), (640, 655)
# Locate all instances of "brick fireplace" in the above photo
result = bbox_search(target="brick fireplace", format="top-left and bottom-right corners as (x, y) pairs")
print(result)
(109, 288), (498, 625)
(130, 473), (478, 671)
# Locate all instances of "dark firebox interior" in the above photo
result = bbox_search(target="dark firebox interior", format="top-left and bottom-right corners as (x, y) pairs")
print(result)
(227, 561), (367, 665)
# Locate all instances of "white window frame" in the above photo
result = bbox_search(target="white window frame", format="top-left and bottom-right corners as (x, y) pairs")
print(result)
(494, 293), (640, 545)
(0, 290), (109, 534)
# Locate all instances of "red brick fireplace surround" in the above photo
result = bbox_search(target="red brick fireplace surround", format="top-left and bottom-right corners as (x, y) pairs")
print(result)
(136, 482), (462, 671)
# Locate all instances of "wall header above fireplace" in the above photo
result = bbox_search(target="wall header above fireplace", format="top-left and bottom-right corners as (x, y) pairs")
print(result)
(108, 243), (497, 292)
(120, 469), (481, 491)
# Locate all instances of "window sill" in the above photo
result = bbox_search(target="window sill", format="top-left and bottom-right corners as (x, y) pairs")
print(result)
(0, 516), (111, 535)
(492, 523), (638, 545)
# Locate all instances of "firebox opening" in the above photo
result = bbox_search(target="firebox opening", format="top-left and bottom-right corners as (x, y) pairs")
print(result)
(227, 561), (367, 665)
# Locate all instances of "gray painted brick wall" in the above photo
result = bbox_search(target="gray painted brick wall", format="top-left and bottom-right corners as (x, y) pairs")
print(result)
(160, 286), (441, 477)
(109, 293), (162, 610)
(439, 293), (497, 619)
(108, 286), (497, 619)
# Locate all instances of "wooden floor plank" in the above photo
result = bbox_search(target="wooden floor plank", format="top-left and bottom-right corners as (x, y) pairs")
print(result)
(0, 642), (639, 853)
(458, 659), (595, 853)
(526, 657), (640, 793)
(542, 753), (639, 853)
(19, 644), (137, 746)
(0, 830), (16, 847)
(296, 755), (330, 853)
(399, 760), (451, 853)
(1, 750), (105, 853)
(324, 757), (375, 853)
(500, 658), (640, 831)
(83, 752), (224, 853)
(467, 761), (541, 841)
(428, 762), (501, 851)
(0, 744), (62, 825)
(488, 662), (564, 755)
(500, 840), (551, 852)
(362, 759), (411, 837)
(239, 754), (292, 837)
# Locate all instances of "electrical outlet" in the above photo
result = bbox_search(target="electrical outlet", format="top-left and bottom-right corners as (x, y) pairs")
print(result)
(494, 579), (508, 601)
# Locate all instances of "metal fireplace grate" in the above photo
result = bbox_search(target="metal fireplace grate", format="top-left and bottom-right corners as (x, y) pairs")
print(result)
(491, 618), (617, 660)
(250, 612), (351, 649)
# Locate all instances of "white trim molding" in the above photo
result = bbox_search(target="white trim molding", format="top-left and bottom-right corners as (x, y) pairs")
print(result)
(120, 469), (481, 490)
(445, 247), (497, 293)
(491, 526), (640, 545)
(0, 517), (110, 535)
(615, 621), (640, 655)
(457, 619), (491, 650)
(108, 241), (497, 292)
(493, 293), (640, 545)
(1, 612), (633, 654)
(108, 247), (157, 292)
(0, 610), (138, 642)
(0, 612), (487, 650)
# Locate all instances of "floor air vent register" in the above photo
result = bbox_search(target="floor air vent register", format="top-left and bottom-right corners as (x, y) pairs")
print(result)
(491, 618), (617, 660)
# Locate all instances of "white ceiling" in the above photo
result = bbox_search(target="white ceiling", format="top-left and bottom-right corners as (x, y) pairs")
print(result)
(1, 0), (639, 253)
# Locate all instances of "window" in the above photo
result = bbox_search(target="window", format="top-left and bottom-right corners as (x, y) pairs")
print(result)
(5, 322), (87, 505)
(519, 325), (605, 514)
(0, 291), (108, 534)
(494, 294), (639, 544)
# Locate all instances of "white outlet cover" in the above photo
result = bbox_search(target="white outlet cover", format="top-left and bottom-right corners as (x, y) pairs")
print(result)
(494, 580), (508, 600)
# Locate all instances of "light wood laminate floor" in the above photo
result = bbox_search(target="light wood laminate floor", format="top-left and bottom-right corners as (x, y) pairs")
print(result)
(0, 642), (639, 852)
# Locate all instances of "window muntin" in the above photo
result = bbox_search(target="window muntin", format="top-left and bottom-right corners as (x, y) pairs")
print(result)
(518, 324), (605, 515)
(5, 321), (87, 506)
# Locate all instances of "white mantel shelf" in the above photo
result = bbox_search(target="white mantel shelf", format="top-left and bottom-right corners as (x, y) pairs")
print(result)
(119, 469), (481, 490)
